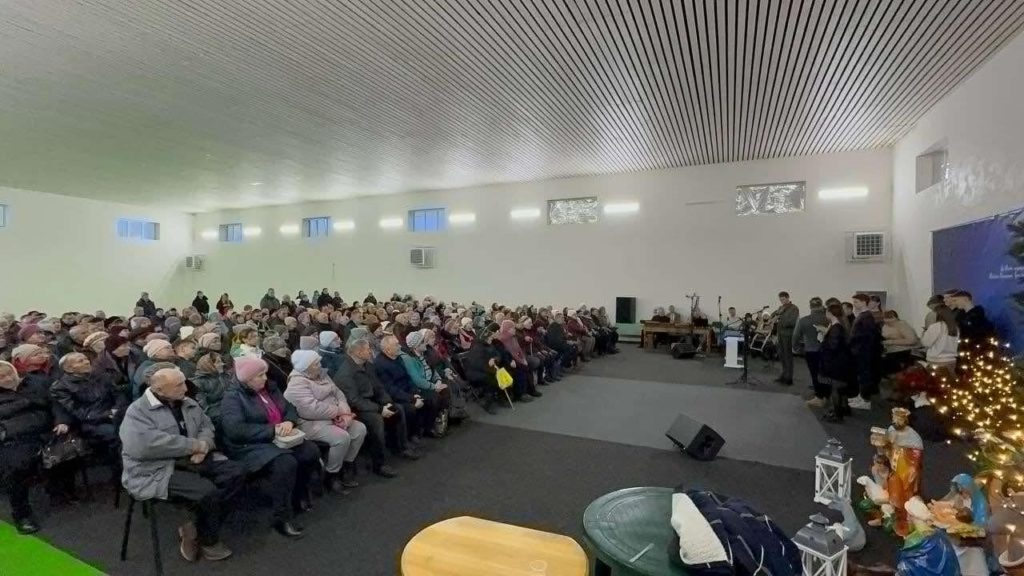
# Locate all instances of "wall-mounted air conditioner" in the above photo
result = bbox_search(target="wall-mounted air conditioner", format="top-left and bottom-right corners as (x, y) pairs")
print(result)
(846, 232), (888, 263)
(185, 255), (206, 271)
(410, 247), (435, 269)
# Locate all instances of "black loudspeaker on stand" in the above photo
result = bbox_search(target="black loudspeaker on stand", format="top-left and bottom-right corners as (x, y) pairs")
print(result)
(665, 414), (725, 461)
(615, 297), (636, 324)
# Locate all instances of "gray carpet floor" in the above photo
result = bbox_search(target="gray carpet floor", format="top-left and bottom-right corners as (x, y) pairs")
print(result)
(476, 373), (827, 470)
(4, 347), (971, 574)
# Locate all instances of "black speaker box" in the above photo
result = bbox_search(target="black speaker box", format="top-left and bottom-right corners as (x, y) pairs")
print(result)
(665, 414), (725, 461)
(615, 296), (636, 324)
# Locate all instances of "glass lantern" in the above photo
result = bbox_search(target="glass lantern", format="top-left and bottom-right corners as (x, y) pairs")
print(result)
(814, 438), (852, 505)
(793, 514), (848, 576)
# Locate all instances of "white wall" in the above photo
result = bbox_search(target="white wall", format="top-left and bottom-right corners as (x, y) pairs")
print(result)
(891, 31), (1024, 318)
(0, 186), (193, 315)
(190, 149), (892, 319)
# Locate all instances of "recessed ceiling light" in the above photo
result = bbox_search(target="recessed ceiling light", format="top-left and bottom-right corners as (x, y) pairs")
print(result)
(818, 187), (869, 200)
(250, 181), (263, 186)
(200, 229), (217, 240)
(279, 224), (300, 235)
(379, 217), (404, 229)
(509, 207), (541, 220)
(333, 220), (355, 231)
(603, 202), (640, 214)
(449, 212), (476, 224)
(243, 226), (262, 237)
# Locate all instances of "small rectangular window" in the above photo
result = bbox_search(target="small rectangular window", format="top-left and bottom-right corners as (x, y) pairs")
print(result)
(219, 223), (243, 242)
(916, 143), (949, 193)
(116, 218), (160, 240)
(303, 217), (331, 239)
(0, 204), (7, 228)
(408, 208), (446, 232)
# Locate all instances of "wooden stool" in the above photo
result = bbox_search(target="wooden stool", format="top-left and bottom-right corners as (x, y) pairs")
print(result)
(582, 487), (686, 576)
(401, 516), (587, 576)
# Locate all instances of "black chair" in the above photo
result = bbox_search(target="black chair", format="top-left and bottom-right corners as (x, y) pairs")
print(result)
(119, 493), (163, 576)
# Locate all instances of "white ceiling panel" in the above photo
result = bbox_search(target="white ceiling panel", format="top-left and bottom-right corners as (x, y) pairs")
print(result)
(0, 0), (1021, 211)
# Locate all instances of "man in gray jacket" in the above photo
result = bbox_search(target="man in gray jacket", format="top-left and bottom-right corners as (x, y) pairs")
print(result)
(120, 367), (245, 563)
(793, 297), (827, 404)
(773, 291), (800, 386)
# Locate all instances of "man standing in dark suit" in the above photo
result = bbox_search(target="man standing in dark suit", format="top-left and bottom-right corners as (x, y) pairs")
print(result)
(848, 293), (882, 410)
(773, 292), (800, 386)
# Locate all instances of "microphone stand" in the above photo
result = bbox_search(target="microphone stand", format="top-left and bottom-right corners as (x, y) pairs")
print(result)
(726, 315), (762, 386)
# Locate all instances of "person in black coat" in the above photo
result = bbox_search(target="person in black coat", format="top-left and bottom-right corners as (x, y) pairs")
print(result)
(192, 291), (211, 315)
(544, 315), (577, 369)
(815, 305), (853, 422)
(49, 353), (122, 474)
(463, 333), (503, 414)
(372, 337), (422, 460)
(0, 361), (71, 534)
(91, 335), (134, 410)
(332, 342), (402, 478)
(136, 292), (157, 318)
(219, 357), (319, 540)
(848, 294), (882, 410)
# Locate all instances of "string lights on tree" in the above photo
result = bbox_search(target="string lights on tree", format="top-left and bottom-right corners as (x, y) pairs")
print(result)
(930, 337), (1024, 491)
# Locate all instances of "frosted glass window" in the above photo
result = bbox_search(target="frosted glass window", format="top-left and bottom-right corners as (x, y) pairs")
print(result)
(548, 197), (599, 225)
(303, 217), (331, 238)
(0, 204), (6, 228)
(219, 223), (243, 242)
(117, 218), (160, 240)
(735, 182), (806, 216)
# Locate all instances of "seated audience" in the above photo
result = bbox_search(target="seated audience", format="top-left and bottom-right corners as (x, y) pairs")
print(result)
(220, 357), (319, 539)
(133, 339), (177, 398)
(496, 320), (541, 401)
(317, 331), (344, 376)
(231, 326), (262, 359)
(91, 334), (134, 405)
(50, 352), (122, 473)
(119, 367), (245, 562)
(400, 331), (448, 435)
(333, 339), (401, 478)
(283, 350), (365, 493)
(0, 360), (70, 534)
(11, 344), (55, 390)
(261, 335), (293, 392)
(373, 336), (426, 457)
(193, 352), (230, 426)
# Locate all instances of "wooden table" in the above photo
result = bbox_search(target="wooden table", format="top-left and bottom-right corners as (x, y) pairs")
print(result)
(582, 487), (686, 576)
(401, 516), (588, 576)
(640, 321), (711, 352)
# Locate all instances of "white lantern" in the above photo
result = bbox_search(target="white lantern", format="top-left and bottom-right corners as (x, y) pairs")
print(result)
(793, 514), (848, 576)
(814, 438), (852, 505)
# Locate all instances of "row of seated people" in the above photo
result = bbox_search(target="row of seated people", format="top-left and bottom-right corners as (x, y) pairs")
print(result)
(0, 292), (619, 565)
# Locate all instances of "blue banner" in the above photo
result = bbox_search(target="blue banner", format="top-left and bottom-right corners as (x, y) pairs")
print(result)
(932, 207), (1024, 352)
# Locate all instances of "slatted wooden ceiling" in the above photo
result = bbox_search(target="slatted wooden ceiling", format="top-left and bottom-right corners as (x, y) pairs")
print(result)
(1, 0), (1022, 211)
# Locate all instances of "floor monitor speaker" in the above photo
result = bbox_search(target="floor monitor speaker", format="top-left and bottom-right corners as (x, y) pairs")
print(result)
(615, 297), (636, 324)
(665, 414), (724, 461)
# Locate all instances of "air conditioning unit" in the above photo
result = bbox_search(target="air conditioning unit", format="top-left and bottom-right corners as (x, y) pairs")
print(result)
(185, 255), (206, 271)
(846, 232), (888, 262)
(410, 247), (435, 269)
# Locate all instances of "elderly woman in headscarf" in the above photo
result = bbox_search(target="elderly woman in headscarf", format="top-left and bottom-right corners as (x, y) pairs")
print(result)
(262, 335), (293, 393)
(284, 350), (365, 493)
(193, 351), (230, 425)
(50, 352), (122, 474)
(496, 320), (542, 401)
(11, 344), (56, 391)
(398, 332), (446, 439)
(296, 311), (317, 337)
(458, 317), (476, 351)
(132, 339), (177, 398)
(317, 331), (344, 377)
(220, 357), (319, 540)
(520, 317), (561, 383)
(81, 331), (108, 363)
(0, 360), (72, 534)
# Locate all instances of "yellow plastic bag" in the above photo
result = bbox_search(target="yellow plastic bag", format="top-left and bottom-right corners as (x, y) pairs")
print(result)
(495, 367), (514, 390)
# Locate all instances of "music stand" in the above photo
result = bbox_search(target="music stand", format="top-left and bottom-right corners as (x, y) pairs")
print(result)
(726, 319), (762, 386)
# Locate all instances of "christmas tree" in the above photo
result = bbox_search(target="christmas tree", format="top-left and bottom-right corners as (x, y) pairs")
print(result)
(931, 337), (1024, 490)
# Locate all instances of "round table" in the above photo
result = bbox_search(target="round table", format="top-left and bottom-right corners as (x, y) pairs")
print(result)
(582, 487), (687, 576)
(401, 516), (588, 576)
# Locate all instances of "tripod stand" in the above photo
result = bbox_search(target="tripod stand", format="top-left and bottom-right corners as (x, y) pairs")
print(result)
(726, 320), (763, 386)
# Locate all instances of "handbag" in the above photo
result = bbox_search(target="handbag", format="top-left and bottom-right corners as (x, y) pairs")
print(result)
(40, 434), (91, 469)
(495, 367), (514, 390)
(273, 428), (307, 449)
